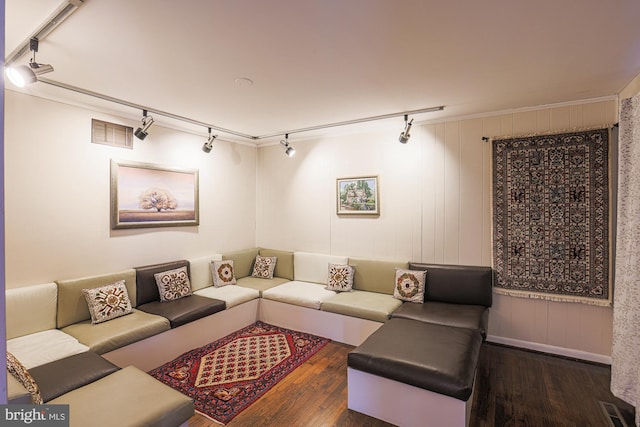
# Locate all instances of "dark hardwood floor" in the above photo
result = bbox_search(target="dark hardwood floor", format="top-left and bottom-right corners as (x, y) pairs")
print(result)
(188, 341), (636, 427)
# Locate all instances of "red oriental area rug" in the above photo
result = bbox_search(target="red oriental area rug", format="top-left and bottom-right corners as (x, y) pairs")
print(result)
(148, 321), (330, 424)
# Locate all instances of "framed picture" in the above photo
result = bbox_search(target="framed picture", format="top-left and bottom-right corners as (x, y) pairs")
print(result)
(336, 176), (379, 216)
(111, 159), (199, 229)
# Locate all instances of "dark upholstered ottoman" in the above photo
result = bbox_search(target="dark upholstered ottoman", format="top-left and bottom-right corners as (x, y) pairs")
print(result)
(347, 318), (483, 427)
(391, 301), (490, 339)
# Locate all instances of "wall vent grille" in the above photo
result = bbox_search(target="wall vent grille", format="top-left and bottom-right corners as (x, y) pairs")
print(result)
(91, 119), (133, 149)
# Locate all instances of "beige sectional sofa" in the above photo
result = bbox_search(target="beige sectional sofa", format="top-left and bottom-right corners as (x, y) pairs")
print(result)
(5, 248), (491, 427)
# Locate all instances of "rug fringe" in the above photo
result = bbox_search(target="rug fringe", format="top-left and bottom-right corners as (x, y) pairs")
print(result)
(493, 288), (613, 307)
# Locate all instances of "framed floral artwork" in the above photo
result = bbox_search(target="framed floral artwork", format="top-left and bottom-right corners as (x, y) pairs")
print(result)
(336, 176), (379, 216)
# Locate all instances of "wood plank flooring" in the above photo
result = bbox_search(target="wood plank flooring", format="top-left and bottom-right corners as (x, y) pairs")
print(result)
(188, 341), (636, 427)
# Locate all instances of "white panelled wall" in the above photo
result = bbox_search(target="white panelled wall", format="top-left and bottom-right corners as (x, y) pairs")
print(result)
(4, 89), (616, 362)
(257, 98), (617, 362)
(4, 91), (257, 288)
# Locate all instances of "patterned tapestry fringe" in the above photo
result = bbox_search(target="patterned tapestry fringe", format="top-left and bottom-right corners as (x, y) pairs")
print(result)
(487, 124), (614, 143)
(493, 288), (613, 307)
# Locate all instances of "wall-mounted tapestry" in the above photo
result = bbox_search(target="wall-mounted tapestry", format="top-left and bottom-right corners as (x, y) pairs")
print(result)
(492, 128), (611, 306)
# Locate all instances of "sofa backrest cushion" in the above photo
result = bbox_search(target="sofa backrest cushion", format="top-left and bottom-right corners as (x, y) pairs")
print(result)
(222, 248), (259, 279)
(6, 283), (58, 340)
(135, 260), (190, 306)
(349, 258), (409, 295)
(409, 262), (493, 307)
(260, 248), (294, 280)
(187, 254), (223, 291)
(294, 252), (349, 285)
(56, 269), (137, 329)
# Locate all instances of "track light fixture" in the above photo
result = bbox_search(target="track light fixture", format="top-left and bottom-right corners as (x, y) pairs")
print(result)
(398, 114), (414, 144)
(280, 134), (296, 157)
(202, 128), (218, 153)
(5, 37), (55, 87)
(134, 110), (154, 140)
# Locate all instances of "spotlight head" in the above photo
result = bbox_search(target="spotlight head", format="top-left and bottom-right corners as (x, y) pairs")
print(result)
(134, 128), (147, 140)
(285, 146), (296, 157)
(5, 62), (54, 87)
(280, 134), (296, 157)
(399, 116), (413, 144)
(134, 113), (154, 140)
(5, 37), (55, 87)
(202, 133), (217, 153)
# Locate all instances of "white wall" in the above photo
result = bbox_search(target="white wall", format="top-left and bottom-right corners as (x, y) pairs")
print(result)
(4, 91), (257, 288)
(257, 98), (617, 361)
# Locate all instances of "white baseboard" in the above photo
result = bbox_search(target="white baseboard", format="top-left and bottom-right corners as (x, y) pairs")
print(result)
(486, 335), (612, 365)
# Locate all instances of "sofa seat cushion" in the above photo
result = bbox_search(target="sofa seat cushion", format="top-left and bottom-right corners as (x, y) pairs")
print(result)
(194, 285), (259, 308)
(61, 309), (170, 354)
(236, 276), (290, 295)
(7, 329), (90, 369)
(348, 318), (482, 401)
(29, 351), (120, 403)
(262, 281), (337, 309)
(49, 366), (194, 427)
(391, 301), (490, 339)
(321, 290), (402, 323)
(137, 295), (226, 328)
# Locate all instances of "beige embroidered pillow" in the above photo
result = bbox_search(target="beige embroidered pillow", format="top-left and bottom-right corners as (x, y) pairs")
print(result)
(251, 255), (277, 279)
(7, 351), (43, 404)
(326, 263), (354, 292)
(82, 280), (133, 324)
(154, 266), (192, 301)
(393, 268), (426, 303)
(211, 260), (237, 287)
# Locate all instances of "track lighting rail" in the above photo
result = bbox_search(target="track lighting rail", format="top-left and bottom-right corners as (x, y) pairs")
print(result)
(255, 106), (444, 140)
(37, 78), (444, 142)
(5, 0), (84, 68)
(38, 77), (257, 140)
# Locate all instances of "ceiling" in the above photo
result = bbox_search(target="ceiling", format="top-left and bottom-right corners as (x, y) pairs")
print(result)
(5, 0), (640, 143)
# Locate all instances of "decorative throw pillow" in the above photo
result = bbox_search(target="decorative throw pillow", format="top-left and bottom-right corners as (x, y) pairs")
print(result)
(326, 263), (355, 292)
(393, 268), (426, 303)
(251, 255), (277, 279)
(154, 266), (192, 302)
(82, 280), (133, 324)
(6, 351), (43, 404)
(211, 260), (236, 287)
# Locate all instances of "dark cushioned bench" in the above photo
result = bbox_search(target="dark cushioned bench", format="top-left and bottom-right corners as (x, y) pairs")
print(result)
(347, 263), (493, 426)
(348, 318), (482, 401)
(391, 262), (493, 339)
(29, 351), (120, 403)
(135, 260), (226, 328)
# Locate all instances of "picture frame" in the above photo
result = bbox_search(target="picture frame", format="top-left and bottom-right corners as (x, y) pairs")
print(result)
(336, 176), (379, 216)
(110, 159), (199, 229)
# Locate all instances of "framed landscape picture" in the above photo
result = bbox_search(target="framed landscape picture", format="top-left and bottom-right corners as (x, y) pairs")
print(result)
(111, 159), (199, 229)
(336, 176), (379, 216)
